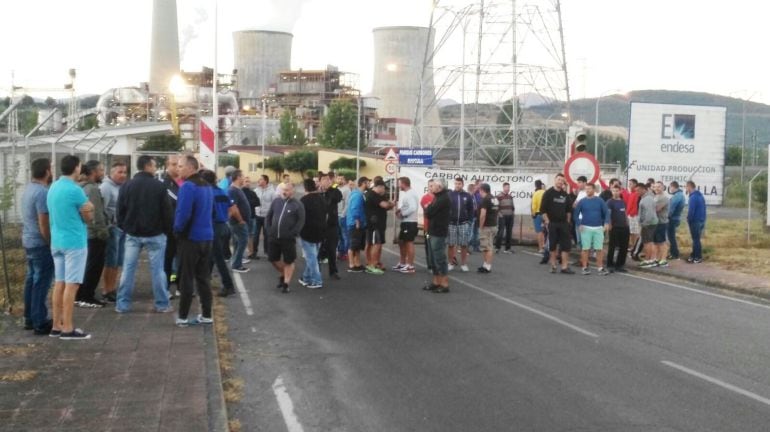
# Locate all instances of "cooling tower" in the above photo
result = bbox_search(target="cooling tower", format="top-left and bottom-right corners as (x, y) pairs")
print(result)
(372, 26), (442, 147)
(233, 30), (293, 106)
(149, 0), (180, 94)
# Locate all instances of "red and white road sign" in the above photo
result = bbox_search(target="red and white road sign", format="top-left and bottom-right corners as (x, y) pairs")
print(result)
(384, 147), (398, 161)
(385, 161), (397, 175)
(564, 152), (600, 189)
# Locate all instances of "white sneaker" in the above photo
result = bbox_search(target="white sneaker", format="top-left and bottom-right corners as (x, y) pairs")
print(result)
(460, 265), (469, 272)
(392, 263), (406, 270)
(241, 258), (251, 264)
(448, 264), (455, 271)
(197, 315), (213, 324)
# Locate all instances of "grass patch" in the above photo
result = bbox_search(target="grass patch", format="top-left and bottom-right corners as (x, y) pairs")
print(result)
(228, 419), (242, 432)
(0, 370), (37, 382)
(0, 344), (37, 357)
(222, 377), (245, 403)
(213, 297), (243, 429)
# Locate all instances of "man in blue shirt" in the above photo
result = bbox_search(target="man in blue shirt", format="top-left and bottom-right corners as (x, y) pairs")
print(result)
(22, 158), (54, 335)
(573, 183), (610, 275)
(667, 181), (686, 260)
(173, 156), (214, 327)
(345, 177), (369, 272)
(200, 170), (236, 297)
(685, 180), (706, 263)
(47, 155), (94, 340)
(227, 170), (251, 273)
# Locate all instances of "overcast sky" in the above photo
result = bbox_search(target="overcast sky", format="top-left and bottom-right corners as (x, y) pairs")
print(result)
(1, 0), (767, 104)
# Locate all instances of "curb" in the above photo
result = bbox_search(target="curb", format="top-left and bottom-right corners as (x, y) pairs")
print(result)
(204, 324), (230, 432)
(631, 265), (770, 301)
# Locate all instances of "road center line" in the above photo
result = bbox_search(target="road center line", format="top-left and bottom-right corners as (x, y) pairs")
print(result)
(383, 248), (599, 339)
(233, 272), (254, 316)
(661, 361), (770, 407)
(521, 250), (770, 312)
(272, 375), (305, 432)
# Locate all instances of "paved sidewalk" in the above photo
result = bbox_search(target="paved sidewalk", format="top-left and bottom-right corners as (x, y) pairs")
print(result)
(0, 268), (227, 432)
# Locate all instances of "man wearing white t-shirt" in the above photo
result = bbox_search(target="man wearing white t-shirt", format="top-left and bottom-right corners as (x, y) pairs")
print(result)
(393, 177), (420, 274)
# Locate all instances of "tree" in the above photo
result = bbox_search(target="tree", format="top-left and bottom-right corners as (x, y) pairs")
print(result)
(260, 156), (286, 180)
(283, 150), (317, 176)
(140, 134), (185, 152)
(318, 100), (358, 149)
(329, 156), (365, 171)
(78, 114), (99, 131)
(218, 154), (240, 169)
(726, 146), (743, 166)
(496, 99), (524, 125)
(278, 110), (306, 146)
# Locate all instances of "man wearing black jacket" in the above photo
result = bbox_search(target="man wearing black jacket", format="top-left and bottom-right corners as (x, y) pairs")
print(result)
(423, 178), (451, 293)
(242, 177), (260, 259)
(115, 155), (175, 313)
(162, 154), (181, 295)
(320, 172), (342, 280)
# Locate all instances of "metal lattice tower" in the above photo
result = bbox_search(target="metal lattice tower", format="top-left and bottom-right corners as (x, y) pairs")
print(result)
(418, 0), (572, 168)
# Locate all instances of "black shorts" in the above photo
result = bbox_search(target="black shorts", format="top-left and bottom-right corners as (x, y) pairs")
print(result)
(268, 238), (297, 264)
(348, 228), (366, 251)
(654, 223), (668, 243)
(548, 221), (572, 252)
(641, 225), (656, 244)
(399, 222), (418, 242)
(367, 226), (386, 245)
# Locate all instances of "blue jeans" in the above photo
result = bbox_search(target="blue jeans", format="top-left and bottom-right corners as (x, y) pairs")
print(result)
(689, 221), (704, 259)
(24, 246), (54, 330)
(229, 222), (248, 268)
(337, 216), (349, 255)
(300, 239), (322, 285)
(667, 219), (681, 258)
(469, 218), (480, 250)
(116, 234), (169, 312)
(254, 216), (267, 255)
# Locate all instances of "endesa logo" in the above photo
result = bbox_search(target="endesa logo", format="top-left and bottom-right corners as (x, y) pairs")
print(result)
(660, 114), (696, 153)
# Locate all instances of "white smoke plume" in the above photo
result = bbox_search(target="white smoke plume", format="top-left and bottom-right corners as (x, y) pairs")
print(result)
(179, 7), (209, 61)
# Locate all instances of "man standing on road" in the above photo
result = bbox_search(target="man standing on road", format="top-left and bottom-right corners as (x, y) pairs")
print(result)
(76, 160), (109, 308)
(423, 179), (450, 293)
(364, 179), (394, 275)
(299, 179), (327, 289)
(394, 177), (419, 274)
(200, 170), (236, 298)
(625, 179), (641, 259)
(228, 170), (251, 273)
(606, 184), (630, 273)
(686, 181), (706, 263)
(448, 177), (474, 271)
(540, 173), (574, 274)
(48, 155), (94, 339)
(420, 179), (436, 270)
(637, 183), (659, 268)
(667, 181), (685, 260)
(115, 155), (174, 314)
(494, 182), (516, 254)
(574, 184), (610, 276)
(218, 165), (236, 259)
(653, 181), (671, 267)
(100, 161), (127, 303)
(467, 183), (481, 253)
(477, 183), (499, 274)
(346, 177), (369, 273)
(336, 174), (351, 261)
(162, 154), (181, 294)
(531, 180), (546, 254)
(320, 172), (343, 280)
(173, 156), (214, 327)
(22, 158), (54, 335)
(242, 176), (260, 259)
(267, 182), (305, 293)
(253, 174), (275, 259)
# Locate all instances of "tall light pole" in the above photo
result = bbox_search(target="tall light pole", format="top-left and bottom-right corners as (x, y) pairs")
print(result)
(261, 99), (267, 174)
(356, 95), (362, 180)
(212, 0), (219, 172)
(594, 89), (623, 162)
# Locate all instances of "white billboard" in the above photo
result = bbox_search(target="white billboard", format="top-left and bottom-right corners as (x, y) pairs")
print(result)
(399, 167), (551, 216)
(628, 102), (726, 205)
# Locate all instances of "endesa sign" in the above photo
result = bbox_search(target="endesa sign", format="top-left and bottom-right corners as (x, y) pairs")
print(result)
(628, 102), (726, 205)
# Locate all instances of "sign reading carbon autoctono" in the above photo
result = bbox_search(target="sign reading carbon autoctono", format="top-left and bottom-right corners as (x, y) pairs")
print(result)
(628, 102), (726, 205)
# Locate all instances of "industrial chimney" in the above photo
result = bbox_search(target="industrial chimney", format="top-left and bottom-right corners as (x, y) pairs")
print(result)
(233, 30), (293, 107)
(371, 26), (442, 147)
(149, 0), (181, 94)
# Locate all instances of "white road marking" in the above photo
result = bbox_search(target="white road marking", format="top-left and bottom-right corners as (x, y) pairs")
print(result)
(522, 250), (770, 312)
(233, 272), (254, 316)
(251, 326), (257, 333)
(383, 248), (599, 339)
(272, 375), (305, 432)
(661, 361), (770, 407)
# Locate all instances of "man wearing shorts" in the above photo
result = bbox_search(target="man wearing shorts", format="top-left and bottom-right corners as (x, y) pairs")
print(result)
(394, 177), (419, 274)
(266, 182), (305, 293)
(637, 183), (659, 268)
(47, 155), (94, 340)
(477, 183), (499, 273)
(653, 181), (670, 267)
(624, 178), (641, 258)
(540, 173), (574, 274)
(364, 179), (394, 275)
(531, 180), (546, 253)
(346, 177), (369, 273)
(423, 179), (450, 293)
(573, 184), (610, 275)
(447, 177), (474, 271)
(99, 161), (127, 303)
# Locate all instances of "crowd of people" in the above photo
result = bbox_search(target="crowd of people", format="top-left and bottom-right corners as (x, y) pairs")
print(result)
(20, 152), (709, 339)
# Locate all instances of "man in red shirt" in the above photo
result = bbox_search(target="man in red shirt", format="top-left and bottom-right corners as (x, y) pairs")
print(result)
(420, 179), (435, 270)
(624, 178), (640, 255)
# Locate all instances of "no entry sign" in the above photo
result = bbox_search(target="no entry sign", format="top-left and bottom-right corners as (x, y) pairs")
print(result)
(564, 152), (600, 189)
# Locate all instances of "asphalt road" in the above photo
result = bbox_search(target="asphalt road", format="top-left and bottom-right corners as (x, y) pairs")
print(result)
(222, 241), (770, 432)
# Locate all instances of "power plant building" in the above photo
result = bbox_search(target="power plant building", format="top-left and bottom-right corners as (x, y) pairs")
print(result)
(233, 30), (293, 108)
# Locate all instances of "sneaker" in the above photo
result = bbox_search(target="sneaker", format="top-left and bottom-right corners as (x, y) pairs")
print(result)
(597, 267), (609, 276)
(399, 266), (416, 274)
(197, 315), (213, 325)
(667, 255), (679, 261)
(657, 260), (669, 268)
(155, 306), (174, 313)
(319, 258), (329, 264)
(392, 263), (407, 271)
(59, 329), (91, 340)
(639, 260), (655, 268)
(448, 264), (455, 272)
(102, 292), (117, 303)
(170, 274), (178, 283)
(460, 265), (469, 272)
(86, 298), (107, 308)
(614, 267), (628, 273)
(690, 258), (703, 264)
(175, 318), (191, 327)
(281, 283), (291, 294)
(33, 322), (54, 336)
(241, 258), (251, 265)
(560, 268), (575, 275)
(550, 265), (557, 274)
(581, 267), (591, 275)
(432, 286), (450, 294)
(298, 278), (308, 286)
(365, 266), (384, 275)
(503, 249), (513, 254)
(49, 329), (62, 338)
(347, 266), (365, 273)
(277, 276), (285, 289)
(307, 283), (323, 289)
(477, 266), (490, 273)
(232, 267), (250, 273)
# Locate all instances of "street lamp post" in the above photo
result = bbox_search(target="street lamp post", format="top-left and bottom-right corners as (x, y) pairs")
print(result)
(594, 89), (622, 162)
(356, 96), (362, 179)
